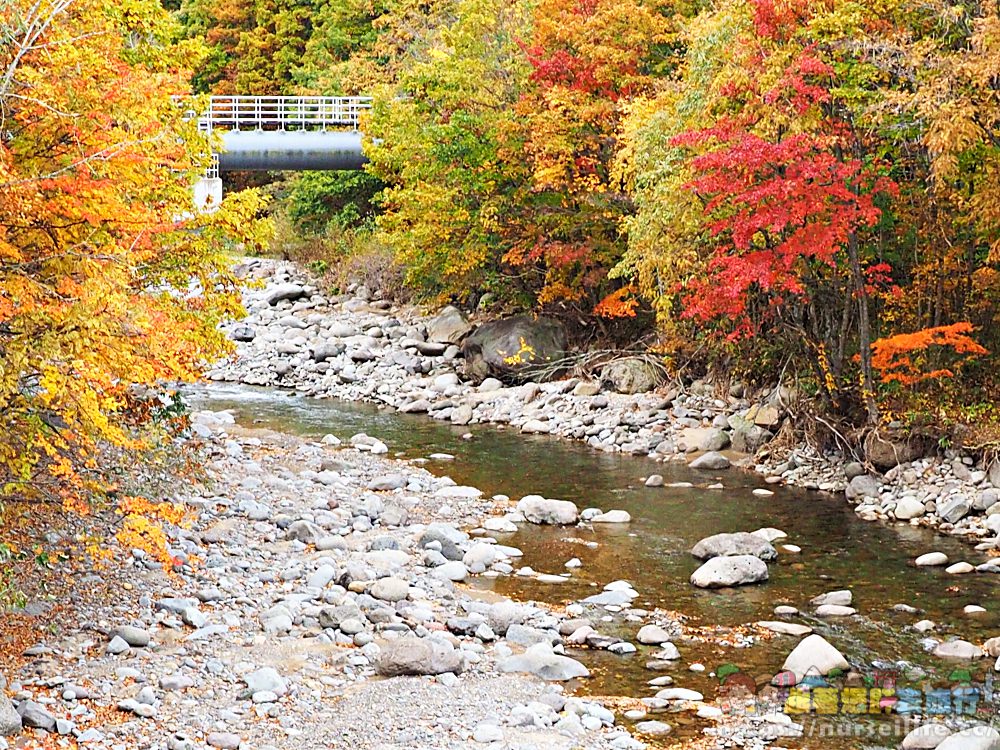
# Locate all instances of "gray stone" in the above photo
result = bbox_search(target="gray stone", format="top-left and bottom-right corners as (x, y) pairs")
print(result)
(780, 635), (849, 682)
(432, 561), (468, 582)
(915, 552), (949, 567)
(809, 590), (852, 607)
(266, 283), (306, 305)
(16, 701), (55, 732)
(932, 640), (983, 660)
(487, 601), (526, 636)
(206, 732), (241, 749)
(285, 520), (322, 544)
(895, 497), (926, 520)
(243, 667), (287, 697)
(634, 720), (672, 737)
(368, 474), (406, 491)
(370, 577), (409, 602)
(113, 625), (151, 647)
(700, 429), (730, 452)
(472, 723), (504, 743)
(499, 643), (589, 681)
(375, 637), (465, 676)
(691, 532), (777, 562)
(516, 495), (579, 525)
(505, 624), (558, 648)
(690, 555), (769, 588)
(977, 488), (999, 511)
(590, 510), (631, 524)
(938, 496), (972, 524)
(689, 452), (731, 470)
(462, 316), (566, 381)
(846, 474), (880, 500)
(0, 694), (21, 736)
(600, 358), (663, 394)
(427, 306), (473, 344)
(636, 625), (671, 645)
(106, 635), (130, 654)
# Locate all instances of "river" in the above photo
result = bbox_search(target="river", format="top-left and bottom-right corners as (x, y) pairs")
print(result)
(190, 382), (1000, 748)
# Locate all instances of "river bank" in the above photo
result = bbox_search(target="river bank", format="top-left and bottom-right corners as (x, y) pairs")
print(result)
(0, 412), (646, 750)
(208, 259), (1000, 555)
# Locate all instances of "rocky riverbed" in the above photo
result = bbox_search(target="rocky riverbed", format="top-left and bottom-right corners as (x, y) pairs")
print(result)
(208, 260), (1000, 554)
(0, 406), (809, 750)
(5, 258), (1000, 750)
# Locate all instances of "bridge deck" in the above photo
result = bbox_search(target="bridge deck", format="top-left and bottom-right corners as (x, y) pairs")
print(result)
(197, 96), (373, 132)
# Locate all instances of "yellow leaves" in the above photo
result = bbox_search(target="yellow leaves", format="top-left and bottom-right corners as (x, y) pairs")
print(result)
(115, 497), (189, 569)
(0, 0), (267, 569)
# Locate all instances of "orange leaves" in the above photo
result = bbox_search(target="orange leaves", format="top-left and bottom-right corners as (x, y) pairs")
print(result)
(0, 0), (269, 568)
(594, 286), (638, 318)
(871, 323), (988, 386)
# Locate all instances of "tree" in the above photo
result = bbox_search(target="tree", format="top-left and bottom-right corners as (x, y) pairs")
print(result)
(505, 0), (670, 311)
(0, 0), (270, 559)
(363, 0), (533, 304)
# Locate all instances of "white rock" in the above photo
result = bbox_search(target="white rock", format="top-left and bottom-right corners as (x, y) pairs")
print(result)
(781, 635), (849, 682)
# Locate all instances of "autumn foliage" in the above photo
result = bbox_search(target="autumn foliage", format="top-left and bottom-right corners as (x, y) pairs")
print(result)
(0, 0), (269, 560)
(871, 324), (988, 386)
(176, 0), (999, 425)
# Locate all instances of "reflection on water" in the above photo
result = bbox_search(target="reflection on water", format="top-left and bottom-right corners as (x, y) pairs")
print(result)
(189, 383), (998, 748)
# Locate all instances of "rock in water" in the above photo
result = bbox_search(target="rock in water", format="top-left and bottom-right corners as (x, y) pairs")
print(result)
(462, 316), (566, 381)
(690, 555), (769, 588)
(936, 727), (1000, 750)
(516, 495), (579, 525)
(376, 637), (465, 677)
(689, 452), (731, 470)
(901, 723), (953, 750)
(0, 693), (21, 736)
(427, 306), (473, 344)
(932, 640), (983, 660)
(636, 625), (672, 645)
(499, 643), (589, 681)
(691, 532), (777, 561)
(781, 635), (849, 683)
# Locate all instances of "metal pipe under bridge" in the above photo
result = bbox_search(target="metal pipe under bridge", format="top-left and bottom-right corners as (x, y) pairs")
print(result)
(197, 95), (371, 172)
(191, 95), (370, 210)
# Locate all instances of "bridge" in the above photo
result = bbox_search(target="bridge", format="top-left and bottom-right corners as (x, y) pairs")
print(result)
(191, 95), (371, 210)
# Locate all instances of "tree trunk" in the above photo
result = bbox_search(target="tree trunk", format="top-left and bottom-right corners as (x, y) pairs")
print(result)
(847, 229), (879, 424)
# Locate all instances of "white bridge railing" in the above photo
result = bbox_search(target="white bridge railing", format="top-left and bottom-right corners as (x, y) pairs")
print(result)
(196, 96), (373, 132)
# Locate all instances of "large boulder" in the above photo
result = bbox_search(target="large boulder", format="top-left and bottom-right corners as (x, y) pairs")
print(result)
(864, 432), (927, 471)
(375, 637), (465, 676)
(427, 306), (473, 344)
(462, 316), (566, 382)
(600, 357), (664, 395)
(780, 635), (849, 683)
(499, 643), (589, 681)
(690, 555), (769, 588)
(516, 495), (579, 525)
(691, 532), (777, 562)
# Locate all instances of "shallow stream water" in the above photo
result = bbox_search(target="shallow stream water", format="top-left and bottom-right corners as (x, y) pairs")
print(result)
(190, 383), (1000, 748)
